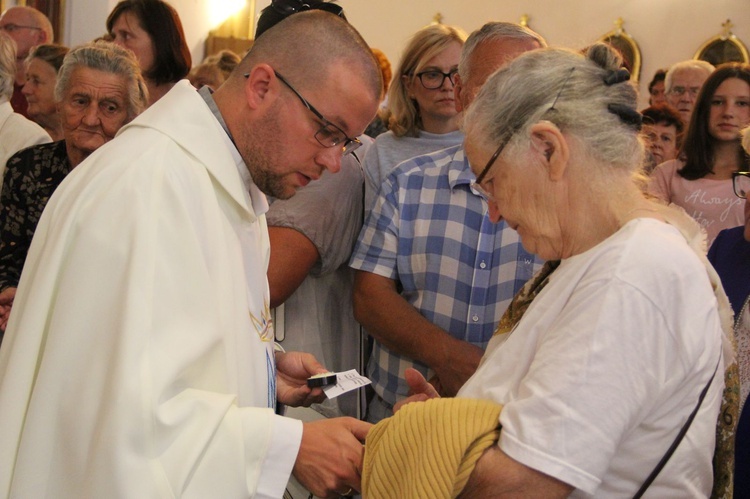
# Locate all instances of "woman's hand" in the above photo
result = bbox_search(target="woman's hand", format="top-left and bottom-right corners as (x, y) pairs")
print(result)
(393, 368), (441, 413)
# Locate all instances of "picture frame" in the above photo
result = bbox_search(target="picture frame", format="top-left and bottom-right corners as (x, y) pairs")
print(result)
(694, 19), (749, 66)
(598, 17), (642, 82)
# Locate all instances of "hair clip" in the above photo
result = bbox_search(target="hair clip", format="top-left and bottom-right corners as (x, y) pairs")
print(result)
(607, 103), (642, 131)
(603, 68), (631, 86)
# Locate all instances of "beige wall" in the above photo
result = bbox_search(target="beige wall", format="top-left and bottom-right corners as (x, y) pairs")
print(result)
(29, 0), (750, 108)
(338, 0), (750, 109)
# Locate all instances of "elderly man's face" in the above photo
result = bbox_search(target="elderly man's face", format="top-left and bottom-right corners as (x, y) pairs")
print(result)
(0, 8), (46, 59)
(59, 66), (130, 163)
(237, 61), (378, 200)
(666, 68), (710, 123)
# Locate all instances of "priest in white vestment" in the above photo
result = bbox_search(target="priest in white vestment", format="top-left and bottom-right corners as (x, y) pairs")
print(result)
(0, 11), (381, 499)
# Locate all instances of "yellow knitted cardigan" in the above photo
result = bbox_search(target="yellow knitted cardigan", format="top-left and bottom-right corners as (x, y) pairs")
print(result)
(362, 397), (502, 499)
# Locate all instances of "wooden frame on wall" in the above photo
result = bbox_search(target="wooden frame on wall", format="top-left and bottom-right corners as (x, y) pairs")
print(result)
(695, 19), (749, 66)
(598, 18), (642, 82)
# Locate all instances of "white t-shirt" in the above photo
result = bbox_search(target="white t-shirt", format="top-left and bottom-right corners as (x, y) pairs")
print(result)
(458, 218), (724, 497)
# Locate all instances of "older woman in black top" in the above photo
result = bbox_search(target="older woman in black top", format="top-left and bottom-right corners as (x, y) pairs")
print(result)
(0, 41), (147, 336)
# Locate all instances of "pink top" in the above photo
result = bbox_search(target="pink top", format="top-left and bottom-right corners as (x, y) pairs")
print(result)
(649, 159), (744, 246)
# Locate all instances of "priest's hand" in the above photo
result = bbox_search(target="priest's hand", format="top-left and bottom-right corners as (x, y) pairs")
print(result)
(0, 286), (17, 330)
(275, 350), (328, 407)
(294, 417), (371, 498)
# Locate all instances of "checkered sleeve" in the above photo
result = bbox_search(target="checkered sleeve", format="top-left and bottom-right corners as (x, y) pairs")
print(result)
(349, 174), (402, 280)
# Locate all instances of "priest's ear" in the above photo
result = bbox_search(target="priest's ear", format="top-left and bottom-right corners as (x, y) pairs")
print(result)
(242, 63), (279, 110)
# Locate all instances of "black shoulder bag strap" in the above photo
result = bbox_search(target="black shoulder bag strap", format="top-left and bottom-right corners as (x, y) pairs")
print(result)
(633, 356), (721, 498)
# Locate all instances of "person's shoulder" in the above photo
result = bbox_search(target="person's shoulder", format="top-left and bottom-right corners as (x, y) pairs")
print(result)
(371, 130), (399, 148)
(710, 225), (746, 254)
(612, 219), (708, 283)
(3, 110), (49, 137)
(651, 159), (683, 178)
(388, 143), (463, 178)
(8, 140), (65, 163)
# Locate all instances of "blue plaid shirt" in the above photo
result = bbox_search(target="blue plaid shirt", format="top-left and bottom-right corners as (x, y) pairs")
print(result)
(350, 144), (543, 408)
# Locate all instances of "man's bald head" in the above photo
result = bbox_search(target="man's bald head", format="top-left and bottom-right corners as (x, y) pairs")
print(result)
(455, 22), (545, 111)
(0, 6), (53, 59)
(229, 10), (381, 100)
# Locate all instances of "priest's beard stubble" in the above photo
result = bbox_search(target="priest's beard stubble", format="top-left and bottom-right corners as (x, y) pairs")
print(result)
(241, 105), (295, 200)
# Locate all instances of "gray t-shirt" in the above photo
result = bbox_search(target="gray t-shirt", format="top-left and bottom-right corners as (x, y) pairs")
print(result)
(266, 138), (373, 418)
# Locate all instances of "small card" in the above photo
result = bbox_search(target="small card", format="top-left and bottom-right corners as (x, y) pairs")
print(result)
(322, 369), (372, 399)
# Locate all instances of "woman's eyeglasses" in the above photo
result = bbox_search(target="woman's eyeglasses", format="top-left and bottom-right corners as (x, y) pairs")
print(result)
(413, 69), (459, 90)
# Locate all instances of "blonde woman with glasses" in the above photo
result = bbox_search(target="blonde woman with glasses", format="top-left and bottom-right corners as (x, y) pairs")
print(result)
(362, 23), (467, 212)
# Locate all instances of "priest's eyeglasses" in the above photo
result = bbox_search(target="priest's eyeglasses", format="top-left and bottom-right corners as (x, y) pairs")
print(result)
(246, 70), (361, 155)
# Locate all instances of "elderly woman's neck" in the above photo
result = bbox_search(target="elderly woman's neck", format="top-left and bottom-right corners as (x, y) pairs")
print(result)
(560, 171), (650, 258)
(65, 145), (90, 169)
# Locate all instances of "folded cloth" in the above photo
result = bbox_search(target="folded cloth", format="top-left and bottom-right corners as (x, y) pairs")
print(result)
(362, 397), (502, 499)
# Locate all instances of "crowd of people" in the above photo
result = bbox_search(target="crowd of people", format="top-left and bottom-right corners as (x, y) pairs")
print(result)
(0, 0), (747, 497)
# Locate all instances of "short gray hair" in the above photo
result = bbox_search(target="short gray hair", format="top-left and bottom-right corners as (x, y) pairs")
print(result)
(464, 43), (643, 173)
(664, 59), (715, 92)
(0, 32), (16, 100)
(55, 41), (148, 119)
(458, 22), (546, 83)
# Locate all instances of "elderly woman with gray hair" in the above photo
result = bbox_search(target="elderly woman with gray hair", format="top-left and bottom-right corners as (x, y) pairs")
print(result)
(362, 43), (736, 499)
(0, 41), (147, 337)
(0, 32), (51, 184)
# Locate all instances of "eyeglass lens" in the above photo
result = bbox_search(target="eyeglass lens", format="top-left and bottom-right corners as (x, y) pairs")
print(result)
(669, 86), (700, 97)
(0, 23), (40, 32)
(733, 173), (750, 199)
(417, 70), (458, 89)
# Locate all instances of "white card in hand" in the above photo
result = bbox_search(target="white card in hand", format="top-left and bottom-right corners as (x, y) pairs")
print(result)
(322, 369), (372, 399)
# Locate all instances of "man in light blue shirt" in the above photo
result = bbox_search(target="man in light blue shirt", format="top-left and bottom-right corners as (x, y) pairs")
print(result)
(350, 22), (546, 422)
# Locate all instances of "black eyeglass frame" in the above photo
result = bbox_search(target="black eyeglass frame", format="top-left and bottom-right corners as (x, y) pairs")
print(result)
(732, 171), (750, 199)
(0, 23), (42, 33)
(244, 70), (361, 155)
(472, 67), (576, 200)
(413, 69), (459, 90)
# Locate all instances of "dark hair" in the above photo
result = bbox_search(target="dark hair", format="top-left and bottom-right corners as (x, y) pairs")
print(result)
(679, 62), (750, 180)
(255, 0), (346, 39)
(106, 0), (191, 85)
(642, 103), (685, 144)
(26, 44), (69, 72)
(648, 69), (666, 95)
